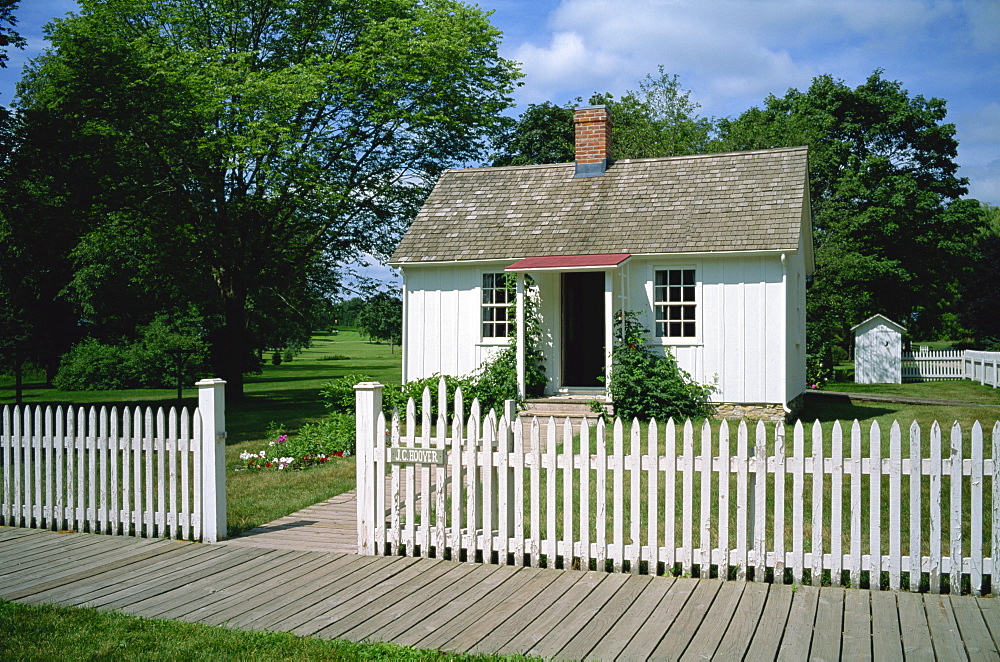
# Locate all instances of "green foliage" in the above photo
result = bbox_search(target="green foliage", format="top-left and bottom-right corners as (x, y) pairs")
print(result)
(960, 203), (1000, 345)
(492, 69), (712, 166)
(492, 101), (575, 166)
(716, 70), (978, 357)
(607, 311), (714, 421)
(590, 67), (714, 159)
(52, 315), (210, 390)
(0, 0), (25, 71)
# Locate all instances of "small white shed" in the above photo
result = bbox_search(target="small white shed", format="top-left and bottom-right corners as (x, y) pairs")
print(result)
(852, 314), (906, 384)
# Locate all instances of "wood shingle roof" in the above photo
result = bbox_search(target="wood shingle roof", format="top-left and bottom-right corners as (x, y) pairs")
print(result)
(390, 146), (808, 265)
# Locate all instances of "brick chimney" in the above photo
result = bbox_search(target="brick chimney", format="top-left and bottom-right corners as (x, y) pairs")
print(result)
(573, 105), (612, 177)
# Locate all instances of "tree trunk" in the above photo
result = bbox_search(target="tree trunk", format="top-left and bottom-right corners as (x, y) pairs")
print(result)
(217, 274), (248, 403)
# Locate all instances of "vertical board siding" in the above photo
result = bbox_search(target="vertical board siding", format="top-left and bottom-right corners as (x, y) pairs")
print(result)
(359, 381), (1000, 595)
(1, 404), (206, 541)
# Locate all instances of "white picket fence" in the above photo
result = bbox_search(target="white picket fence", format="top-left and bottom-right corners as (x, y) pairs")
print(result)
(899, 349), (1000, 386)
(1, 379), (227, 542)
(355, 380), (1000, 595)
(965, 351), (1000, 388)
(901, 349), (966, 381)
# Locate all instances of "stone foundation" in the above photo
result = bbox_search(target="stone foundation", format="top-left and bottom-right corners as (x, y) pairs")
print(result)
(713, 394), (805, 423)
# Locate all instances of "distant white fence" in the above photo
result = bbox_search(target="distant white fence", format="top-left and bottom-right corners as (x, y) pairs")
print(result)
(1, 379), (227, 542)
(898, 349), (1000, 386)
(965, 351), (1000, 388)
(356, 380), (1000, 595)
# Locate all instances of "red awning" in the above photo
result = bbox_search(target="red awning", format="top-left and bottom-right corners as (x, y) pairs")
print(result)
(504, 253), (631, 271)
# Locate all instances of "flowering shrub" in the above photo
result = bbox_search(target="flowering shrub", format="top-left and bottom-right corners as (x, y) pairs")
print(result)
(238, 414), (354, 471)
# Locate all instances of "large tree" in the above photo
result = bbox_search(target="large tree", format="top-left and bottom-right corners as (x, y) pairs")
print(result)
(716, 71), (981, 365)
(8, 0), (519, 399)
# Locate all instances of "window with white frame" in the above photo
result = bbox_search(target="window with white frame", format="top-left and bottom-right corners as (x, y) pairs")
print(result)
(481, 272), (513, 338)
(654, 268), (696, 338)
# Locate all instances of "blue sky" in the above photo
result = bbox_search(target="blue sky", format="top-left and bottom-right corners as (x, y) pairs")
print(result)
(2, 0), (998, 285)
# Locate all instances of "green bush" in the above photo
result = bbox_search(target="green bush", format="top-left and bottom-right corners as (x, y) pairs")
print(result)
(53, 315), (210, 391)
(51, 338), (135, 390)
(607, 311), (714, 421)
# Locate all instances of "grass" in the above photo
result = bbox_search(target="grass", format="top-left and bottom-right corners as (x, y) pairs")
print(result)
(0, 330), (403, 538)
(0, 601), (535, 661)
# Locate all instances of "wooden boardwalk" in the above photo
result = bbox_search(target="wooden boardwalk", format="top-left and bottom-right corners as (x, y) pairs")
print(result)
(3, 524), (1000, 659)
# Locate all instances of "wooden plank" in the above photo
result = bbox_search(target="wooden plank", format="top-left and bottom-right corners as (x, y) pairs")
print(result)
(950, 595), (999, 659)
(4, 540), (206, 603)
(923, 593), (966, 661)
(401, 565), (534, 651)
(979, 598), (1000, 654)
(527, 572), (630, 659)
(649, 579), (721, 659)
(713, 580), (767, 660)
(195, 554), (407, 630)
(870, 589), (902, 660)
(293, 557), (447, 637)
(148, 550), (336, 620)
(15, 542), (220, 605)
(888, 422), (902, 591)
(556, 574), (651, 660)
(128, 550), (329, 621)
(78, 546), (270, 611)
(495, 570), (607, 655)
(441, 567), (560, 654)
(776, 584), (819, 661)
(897, 590), (934, 661)
(810, 587), (844, 662)
(232, 554), (387, 631)
(318, 559), (484, 641)
(616, 577), (698, 660)
(679, 580), (745, 661)
(744, 582), (793, 660)
(841, 587), (872, 660)
(586, 575), (676, 661)
(462, 569), (586, 655)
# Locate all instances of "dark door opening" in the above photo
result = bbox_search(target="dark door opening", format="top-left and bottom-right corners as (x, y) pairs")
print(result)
(561, 271), (605, 387)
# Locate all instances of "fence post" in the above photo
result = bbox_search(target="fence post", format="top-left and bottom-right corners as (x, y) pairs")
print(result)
(355, 382), (383, 555)
(502, 400), (516, 536)
(197, 379), (227, 543)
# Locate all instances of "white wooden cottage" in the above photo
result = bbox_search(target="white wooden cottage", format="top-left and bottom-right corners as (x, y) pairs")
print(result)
(390, 106), (814, 418)
(852, 314), (906, 384)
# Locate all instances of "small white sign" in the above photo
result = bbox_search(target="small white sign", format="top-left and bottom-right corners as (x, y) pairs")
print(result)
(389, 447), (446, 465)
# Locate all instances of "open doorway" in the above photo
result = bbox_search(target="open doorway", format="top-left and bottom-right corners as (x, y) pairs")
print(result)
(561, 271), (605, 387)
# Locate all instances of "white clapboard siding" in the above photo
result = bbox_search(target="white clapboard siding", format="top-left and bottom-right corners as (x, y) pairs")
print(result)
(1, 381), (224, 542)
(357, 379), (1000, 595)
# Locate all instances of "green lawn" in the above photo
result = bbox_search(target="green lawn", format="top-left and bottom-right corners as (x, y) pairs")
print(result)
(0, 601), (534, 661)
